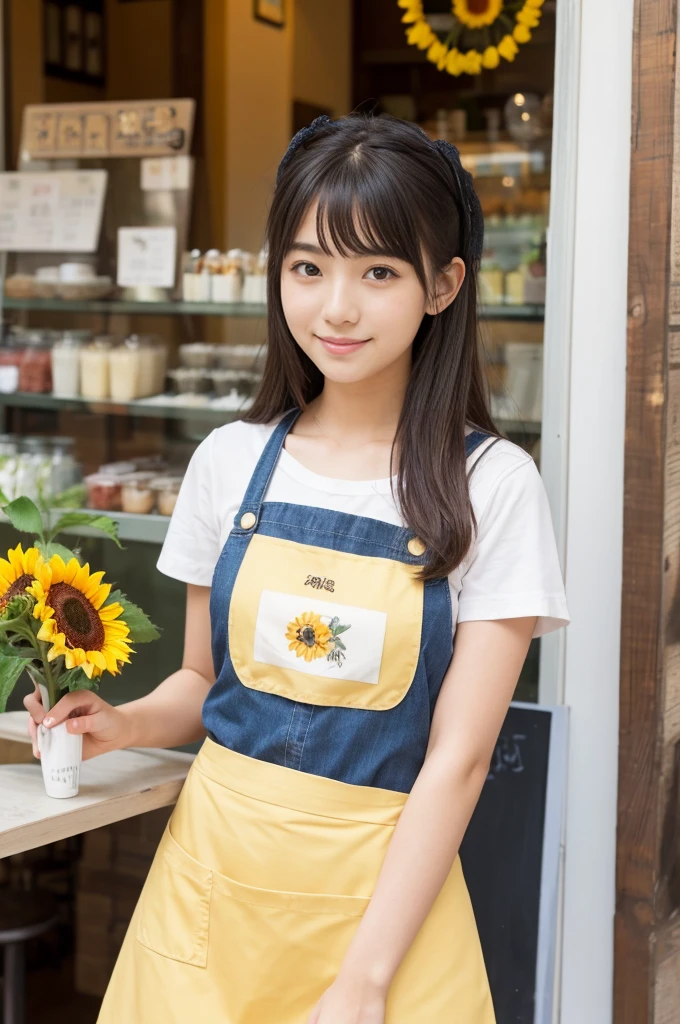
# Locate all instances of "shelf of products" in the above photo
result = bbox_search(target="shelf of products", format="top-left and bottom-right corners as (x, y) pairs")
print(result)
(0, 391), (249, 423)
(1, 297), (545, 322)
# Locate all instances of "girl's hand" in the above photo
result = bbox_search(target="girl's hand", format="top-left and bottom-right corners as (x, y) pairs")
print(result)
(23, 688), (134, 762)
(306, 975), (387, 1024)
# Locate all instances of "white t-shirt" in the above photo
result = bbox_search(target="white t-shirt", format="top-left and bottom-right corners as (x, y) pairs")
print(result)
(157, 418), (569, 639)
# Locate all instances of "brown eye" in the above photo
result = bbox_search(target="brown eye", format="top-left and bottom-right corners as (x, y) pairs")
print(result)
(293, 262), (321, 277)
(367, 266), (395, 281)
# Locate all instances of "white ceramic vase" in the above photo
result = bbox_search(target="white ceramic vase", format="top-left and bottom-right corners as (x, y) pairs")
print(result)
(36, 682), (82, 799)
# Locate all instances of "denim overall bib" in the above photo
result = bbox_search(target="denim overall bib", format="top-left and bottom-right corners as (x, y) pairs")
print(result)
(98, 408), (497, 1024)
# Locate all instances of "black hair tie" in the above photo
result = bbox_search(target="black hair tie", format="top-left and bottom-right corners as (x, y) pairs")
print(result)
(276, 115), (334, 186)
(432, 139), (485, 266)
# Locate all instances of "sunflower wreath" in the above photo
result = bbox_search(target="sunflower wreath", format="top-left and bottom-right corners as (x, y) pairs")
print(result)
(398, 0), (544, 77)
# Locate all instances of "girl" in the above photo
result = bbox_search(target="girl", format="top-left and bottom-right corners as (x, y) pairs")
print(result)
(26, 114), (569, 1023)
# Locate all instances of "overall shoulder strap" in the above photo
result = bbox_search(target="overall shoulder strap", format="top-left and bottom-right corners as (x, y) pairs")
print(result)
(234, 407), (302, 527)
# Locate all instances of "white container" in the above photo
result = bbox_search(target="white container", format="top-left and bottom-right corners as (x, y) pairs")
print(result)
(183, 273), (211, 302)
(243, 273), (267, 304)
(36, 682), (82, 799)
(109, 345), (142, 401)
(80, 339), (114, 400)
(52, 335), (84, 397)
(59, 262), (95, 282)
(211, 273), (242, 303)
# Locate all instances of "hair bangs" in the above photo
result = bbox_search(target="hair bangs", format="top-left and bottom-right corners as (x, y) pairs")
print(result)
(311, 161), (429, 286)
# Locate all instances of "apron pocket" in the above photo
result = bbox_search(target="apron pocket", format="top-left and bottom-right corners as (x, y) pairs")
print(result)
(209, 868), (371, 1019)
(136, 823), (212, 967)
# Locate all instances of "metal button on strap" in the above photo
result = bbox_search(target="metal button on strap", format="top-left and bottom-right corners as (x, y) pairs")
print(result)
(407, 537), (426, 557)
(240, 512), (257, 530)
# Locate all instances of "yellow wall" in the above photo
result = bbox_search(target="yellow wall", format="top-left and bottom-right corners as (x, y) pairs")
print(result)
(223, 2), (294, 252)
(293, 0), (352, 117)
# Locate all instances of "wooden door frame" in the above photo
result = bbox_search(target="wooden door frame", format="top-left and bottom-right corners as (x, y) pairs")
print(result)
(615, 0), (680, 1020)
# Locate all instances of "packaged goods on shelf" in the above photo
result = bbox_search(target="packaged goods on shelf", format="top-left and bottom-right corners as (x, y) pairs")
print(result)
(85, 473), (123, 511)
(51, 331), (92, 398)
(19, 331), (55, 393)
(120, 472), (156, 515)
(0, 337), (25, 393)
(109, 335), (167, 401)
(151, 475), (182, 517)
(179, 343), (216, 369)
(181, 247), (267, 305)
(0, 436), (82, 503)
(80, 337), (115, 400)
(5, 264), (113, 301)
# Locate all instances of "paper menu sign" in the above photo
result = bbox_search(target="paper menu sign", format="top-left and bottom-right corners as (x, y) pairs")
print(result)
(117, 226), (177, 289)
(141, 156), (192, 192)
(0, 170), (107, 252)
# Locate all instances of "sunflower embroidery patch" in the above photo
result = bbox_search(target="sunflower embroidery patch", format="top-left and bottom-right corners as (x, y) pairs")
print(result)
(285, 611), (351, 667)
(253, 590), (386, 684)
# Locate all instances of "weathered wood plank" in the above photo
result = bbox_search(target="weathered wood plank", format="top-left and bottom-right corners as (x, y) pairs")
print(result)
(616, 0), (677, 1020)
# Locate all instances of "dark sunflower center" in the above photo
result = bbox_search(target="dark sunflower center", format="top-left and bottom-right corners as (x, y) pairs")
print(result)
(49, 582), (105, 650)
(468, 0), (493, 13)
(0, 573), (35, 609)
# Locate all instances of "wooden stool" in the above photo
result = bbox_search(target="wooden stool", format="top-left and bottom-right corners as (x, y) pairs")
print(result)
(0, 888), (59, 1024)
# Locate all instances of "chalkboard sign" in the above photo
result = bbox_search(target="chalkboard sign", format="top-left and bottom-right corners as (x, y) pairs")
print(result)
(460, 703), (568, 1024)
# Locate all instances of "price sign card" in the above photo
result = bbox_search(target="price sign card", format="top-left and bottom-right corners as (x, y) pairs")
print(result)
(0, 170), (107, 252)
(117, 226), (177, 288)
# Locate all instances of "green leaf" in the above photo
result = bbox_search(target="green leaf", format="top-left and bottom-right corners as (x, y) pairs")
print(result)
(51, 512), (122, 548)
(332, 637), (346, 651)
(332, 624), (351, 635)
(0, 487), (10, 507)
(36, 540), (79, 563)
(0, 654), (32, 713)
(4, 496), (44, 539)
(107, 589), (161, 644)
(61, 668), (99, 693)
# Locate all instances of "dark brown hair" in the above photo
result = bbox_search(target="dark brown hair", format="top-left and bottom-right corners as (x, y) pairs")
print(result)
(244, 113), (498, 581)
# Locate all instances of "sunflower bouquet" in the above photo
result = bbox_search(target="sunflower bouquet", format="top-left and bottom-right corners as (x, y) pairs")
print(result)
(0, 492), (159, 720)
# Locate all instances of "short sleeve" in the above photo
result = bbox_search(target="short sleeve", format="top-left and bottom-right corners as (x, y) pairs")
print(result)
(156, 431), (222, 587)
(457, 456), (569, 638)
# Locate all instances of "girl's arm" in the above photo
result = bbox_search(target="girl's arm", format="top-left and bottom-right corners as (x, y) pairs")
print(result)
(309, 615), (536, 1020)
(118, 584), (215, 748)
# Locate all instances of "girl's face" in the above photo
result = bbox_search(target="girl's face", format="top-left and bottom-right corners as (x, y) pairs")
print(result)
(280, 202), (465, 386)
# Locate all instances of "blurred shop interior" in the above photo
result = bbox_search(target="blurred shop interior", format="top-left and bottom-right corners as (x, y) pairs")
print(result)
(0, 1), (556, 1018)
(0, 0), (556, 702)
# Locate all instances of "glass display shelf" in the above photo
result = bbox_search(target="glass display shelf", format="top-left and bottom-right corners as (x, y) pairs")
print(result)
(1, 297), (268, 317)
(0, 391), (247, 424)
(0, 296), (545, 322)
(0, 390), (540, 437)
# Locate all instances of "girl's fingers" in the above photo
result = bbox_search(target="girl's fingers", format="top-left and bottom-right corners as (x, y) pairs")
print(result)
(64, 713), (100, 735)
(40, 691), (102, 729)
(27, 717), (40, 759)
(23, 690), (46, 724)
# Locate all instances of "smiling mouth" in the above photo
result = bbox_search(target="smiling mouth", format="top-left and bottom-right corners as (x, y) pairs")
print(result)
(316, 336), (370, 349)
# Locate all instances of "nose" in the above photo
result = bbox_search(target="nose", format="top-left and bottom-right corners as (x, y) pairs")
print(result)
(321, 276), (360, 326)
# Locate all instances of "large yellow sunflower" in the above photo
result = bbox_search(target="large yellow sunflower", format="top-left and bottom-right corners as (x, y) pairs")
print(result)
(28, 555), (132, 679)
(285, 611), (332, 663)
(0, 544), (46, 611)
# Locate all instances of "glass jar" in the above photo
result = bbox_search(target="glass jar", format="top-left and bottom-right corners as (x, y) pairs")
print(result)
(120, 472), (156, 515)
(81, 337), (116, 400)
(0, 337), (24, 394)
(52, 331), (91, 398)
(85, 473), (123, 512)
(19, 331), (55, 393)
(48, 437), (81, 495)
(151, 475), (183, 517)
(178, 343), (216, 369)
(18, 437), (52, 501)
(168, 368), (212, 395)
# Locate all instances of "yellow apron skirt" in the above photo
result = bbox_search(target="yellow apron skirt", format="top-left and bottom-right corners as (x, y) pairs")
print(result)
(97, 736), (495, 1023)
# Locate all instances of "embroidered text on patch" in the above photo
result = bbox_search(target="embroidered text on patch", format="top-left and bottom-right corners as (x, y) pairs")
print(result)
(285, 611), (351, 666)
(304, 575), (335, 592)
